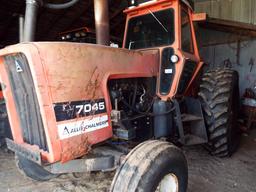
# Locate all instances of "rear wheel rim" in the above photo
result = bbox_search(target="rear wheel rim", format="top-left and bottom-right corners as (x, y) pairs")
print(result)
(156, 173), (179, 192)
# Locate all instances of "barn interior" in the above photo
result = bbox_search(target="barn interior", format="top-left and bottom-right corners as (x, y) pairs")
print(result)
(0, 1), (255, 192)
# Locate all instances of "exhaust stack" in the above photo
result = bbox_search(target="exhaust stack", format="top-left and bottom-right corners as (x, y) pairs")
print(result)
(94, 0), (110, 46)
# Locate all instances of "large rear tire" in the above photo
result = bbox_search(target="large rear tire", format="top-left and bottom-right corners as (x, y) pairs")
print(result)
(16, 155), (59, 181)
(199, 68), (240, 157)
(110, 140), (188, 192)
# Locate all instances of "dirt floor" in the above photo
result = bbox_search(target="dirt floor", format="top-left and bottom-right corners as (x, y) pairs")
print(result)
(0, 129), (256, 192)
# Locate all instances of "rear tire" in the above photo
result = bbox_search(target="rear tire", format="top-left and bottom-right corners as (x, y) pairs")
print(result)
(110, 140), (188, 192)
(16, 155), (59, 181)
(199, 68), (240, 157)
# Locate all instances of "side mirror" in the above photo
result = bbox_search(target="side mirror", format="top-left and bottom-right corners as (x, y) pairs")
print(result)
(192, 13), (207, 22)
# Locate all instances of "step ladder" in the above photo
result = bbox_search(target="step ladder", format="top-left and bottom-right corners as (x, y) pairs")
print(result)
(174, 97), (208, 145)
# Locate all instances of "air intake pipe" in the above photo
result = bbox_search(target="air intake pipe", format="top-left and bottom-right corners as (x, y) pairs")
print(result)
(23, 0), (42, 42)
(23, 0), (80, 42)
(19, 15), (24, 43)
(44, 0), (80, 10)
(94, 0), (110, 46)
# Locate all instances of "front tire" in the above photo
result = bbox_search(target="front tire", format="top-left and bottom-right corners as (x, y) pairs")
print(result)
(110, 140), (188, 192)
(199, 68), (240, 157)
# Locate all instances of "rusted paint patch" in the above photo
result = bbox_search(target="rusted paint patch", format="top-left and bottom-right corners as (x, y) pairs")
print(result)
(60, 134), (90, 163)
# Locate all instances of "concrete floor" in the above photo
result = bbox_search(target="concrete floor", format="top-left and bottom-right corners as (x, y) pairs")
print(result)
(0, 129), (255, 192)
(186, 129), (256, 192)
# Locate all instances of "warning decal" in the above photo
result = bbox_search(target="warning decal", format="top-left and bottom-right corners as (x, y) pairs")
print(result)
(58, 115), (109, 140)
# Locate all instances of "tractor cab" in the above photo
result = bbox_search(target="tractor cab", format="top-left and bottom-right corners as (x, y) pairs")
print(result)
(123, 0), (204, 99)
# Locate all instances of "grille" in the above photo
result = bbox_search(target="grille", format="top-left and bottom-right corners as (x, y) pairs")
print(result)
(4, 53), (48, 151)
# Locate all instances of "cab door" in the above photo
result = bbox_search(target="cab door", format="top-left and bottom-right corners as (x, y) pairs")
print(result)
(176, 5), (202, 96)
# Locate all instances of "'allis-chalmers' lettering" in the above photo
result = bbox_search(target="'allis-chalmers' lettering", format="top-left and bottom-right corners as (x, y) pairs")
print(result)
(63, 120), (108, 135)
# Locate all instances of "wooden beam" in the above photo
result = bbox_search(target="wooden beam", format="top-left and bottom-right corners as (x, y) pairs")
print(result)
(199, 17), (256, 37)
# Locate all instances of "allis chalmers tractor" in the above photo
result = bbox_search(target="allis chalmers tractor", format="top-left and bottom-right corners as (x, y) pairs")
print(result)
(0, 0), (240, 191)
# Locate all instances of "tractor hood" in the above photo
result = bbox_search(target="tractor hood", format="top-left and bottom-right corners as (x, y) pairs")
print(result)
(0, 42), (159, 163)
(0, 42), (159, 103)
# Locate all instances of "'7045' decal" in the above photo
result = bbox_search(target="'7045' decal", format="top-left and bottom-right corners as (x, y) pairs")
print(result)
(54, 98), (107, 122)
(75, 101), (105, 114)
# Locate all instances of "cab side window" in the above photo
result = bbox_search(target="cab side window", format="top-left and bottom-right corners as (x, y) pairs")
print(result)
(181, 9), (194, 53)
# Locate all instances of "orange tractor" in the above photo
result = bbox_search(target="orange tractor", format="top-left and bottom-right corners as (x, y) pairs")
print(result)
(0, 0), (240, 191)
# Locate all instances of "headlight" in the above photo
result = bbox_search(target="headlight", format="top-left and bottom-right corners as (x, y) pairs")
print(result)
(170, 54), (179, 63)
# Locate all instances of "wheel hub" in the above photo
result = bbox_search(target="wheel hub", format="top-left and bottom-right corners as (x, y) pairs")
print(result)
(156, 173), (179, 192)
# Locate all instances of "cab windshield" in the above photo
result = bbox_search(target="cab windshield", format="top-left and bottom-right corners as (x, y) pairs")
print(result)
(125, 9), (175, 50)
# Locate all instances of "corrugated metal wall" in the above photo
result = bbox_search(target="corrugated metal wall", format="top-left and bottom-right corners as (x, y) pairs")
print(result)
(194, 0), (256, 25)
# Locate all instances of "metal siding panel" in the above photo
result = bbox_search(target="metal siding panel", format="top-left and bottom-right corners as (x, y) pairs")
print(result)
(219, 0), (233, 21)
(194, 0), (256, 25)
(210, 1), (220, 19)
(253, 0), (256, 24)
(232, 0), (241, 22)
(195, 1), (212, 15)
(240, 0), (251, 23)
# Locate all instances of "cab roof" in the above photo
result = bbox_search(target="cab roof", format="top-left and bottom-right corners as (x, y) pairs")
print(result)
(125, 0), (193, 13)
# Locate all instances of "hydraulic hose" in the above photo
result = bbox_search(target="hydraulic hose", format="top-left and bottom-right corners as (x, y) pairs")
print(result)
(43, 0), (80, 9)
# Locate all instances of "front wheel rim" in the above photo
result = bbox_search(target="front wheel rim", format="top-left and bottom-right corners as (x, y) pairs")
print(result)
(157, 173), (179, 192)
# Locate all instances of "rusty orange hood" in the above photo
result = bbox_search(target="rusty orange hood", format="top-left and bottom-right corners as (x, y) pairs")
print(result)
(0, 42), (159, 163)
